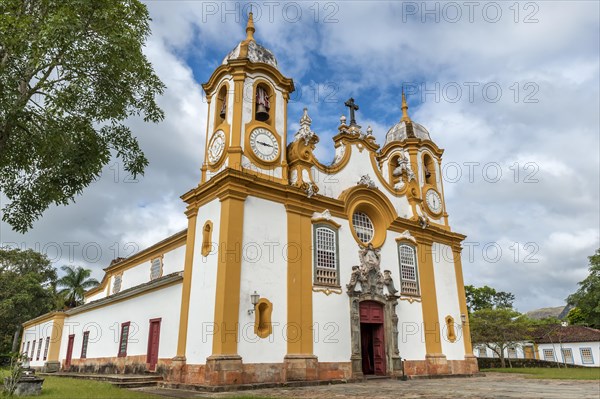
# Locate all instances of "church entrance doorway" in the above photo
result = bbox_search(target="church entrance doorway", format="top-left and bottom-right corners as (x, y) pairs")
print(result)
(359, 301), (386, 375)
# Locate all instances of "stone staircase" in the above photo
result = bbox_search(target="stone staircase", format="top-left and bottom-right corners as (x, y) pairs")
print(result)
(38, 372), (163, 389)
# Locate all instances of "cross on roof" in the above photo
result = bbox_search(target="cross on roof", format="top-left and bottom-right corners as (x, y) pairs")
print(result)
(344, 98), (359, 126)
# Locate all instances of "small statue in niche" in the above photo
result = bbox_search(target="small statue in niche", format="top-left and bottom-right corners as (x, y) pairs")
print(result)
(392, 152), (416, 190)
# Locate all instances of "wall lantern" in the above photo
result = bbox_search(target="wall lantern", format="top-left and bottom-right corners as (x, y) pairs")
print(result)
(248, 291), (260, 315)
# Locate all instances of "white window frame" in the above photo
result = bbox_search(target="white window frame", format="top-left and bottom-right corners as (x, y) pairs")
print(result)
(313, 224), (340, 287)
(397, 243), (420, 296)
(561, 348), (574, 364)
(542, 348), (555, 362)
(580, 347), (594, 365)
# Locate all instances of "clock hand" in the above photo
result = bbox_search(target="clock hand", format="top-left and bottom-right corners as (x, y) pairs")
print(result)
(257, 140), (273, 148)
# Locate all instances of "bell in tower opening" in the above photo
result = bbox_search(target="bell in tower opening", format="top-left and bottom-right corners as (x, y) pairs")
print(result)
(255, 85), (270, 122)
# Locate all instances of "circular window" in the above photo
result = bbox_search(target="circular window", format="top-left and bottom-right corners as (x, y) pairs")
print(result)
(352, 211), (374, 243)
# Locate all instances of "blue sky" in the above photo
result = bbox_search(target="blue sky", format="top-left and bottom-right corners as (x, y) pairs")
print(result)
(1, 1), (599, 312)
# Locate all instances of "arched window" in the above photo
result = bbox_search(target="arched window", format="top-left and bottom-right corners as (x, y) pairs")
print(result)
(313, 224), (339, 286)
(397, 243), (419, 296)
(215, 85), (228, 126)
(254, 83), (272, 123)
(352, 211), (374, 244)
(423, 153), (437, 186)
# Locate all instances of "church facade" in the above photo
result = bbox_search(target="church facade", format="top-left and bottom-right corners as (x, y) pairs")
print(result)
(21, 14), (478, 385)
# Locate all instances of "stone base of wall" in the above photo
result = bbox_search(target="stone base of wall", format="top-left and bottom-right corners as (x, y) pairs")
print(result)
(171, 359), (353, 386)
(403, 356), (479, 377)
(64, 355), (172, 376)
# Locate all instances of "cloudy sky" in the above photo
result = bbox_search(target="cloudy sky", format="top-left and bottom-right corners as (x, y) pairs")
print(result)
(1, 1), (598, 312)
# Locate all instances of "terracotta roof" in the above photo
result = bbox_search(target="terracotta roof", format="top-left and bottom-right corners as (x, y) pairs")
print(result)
(533, 325), (600, 344)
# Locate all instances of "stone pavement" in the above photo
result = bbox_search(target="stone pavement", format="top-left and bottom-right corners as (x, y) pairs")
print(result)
(136, 373), (600, 399)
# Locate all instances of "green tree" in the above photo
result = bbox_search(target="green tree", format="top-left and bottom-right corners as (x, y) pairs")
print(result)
(0, 248), (57, 354)
(465, 285), (515, 313)
(567, 249), (600, 328)
(0, 0), (165, 233)
(566, 307), (588, 325)
(56, 265), (99, 308)
(470, 308), (533, 368)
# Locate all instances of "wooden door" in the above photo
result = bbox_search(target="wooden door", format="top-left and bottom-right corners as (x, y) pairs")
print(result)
(524, 346), (534, 359)
(372, 324), (386, 375)
(359, 301), (387, 376)
(65, 334), (75, 369)
(146, 318), (161, 371)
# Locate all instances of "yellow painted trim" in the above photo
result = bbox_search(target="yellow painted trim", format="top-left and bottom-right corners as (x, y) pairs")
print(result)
(227, 71), (246, 169)
(181, 169), (466, 249)
(339, 186), (397, 248)
(452, 248), (473, 355)
(310, 217), (341, 229)
(203, 61), (294, 96)
(254, 298), (273, 338)
(212, 192), (246, 355)
(46, 313), (66, 362)
(417, 241), (443, 355)
(286, 205), (314, 355)
(176, 209), (198, 358)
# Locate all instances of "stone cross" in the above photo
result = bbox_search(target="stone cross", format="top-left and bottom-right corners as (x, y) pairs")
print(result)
(344, 97), (359, 125)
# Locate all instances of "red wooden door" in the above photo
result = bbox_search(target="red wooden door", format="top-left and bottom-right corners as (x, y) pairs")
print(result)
(146, 318), (161, 371)
(372, 324), (386, 375)
(65, 334), (75, 369)
(359, 301), (387, 376)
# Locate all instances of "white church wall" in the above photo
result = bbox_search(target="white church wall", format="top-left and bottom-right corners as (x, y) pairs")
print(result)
(386, 231), (427, 360)
(237, 196), (287, 363)
(313, 144), (413, 219)
(163, 244), (186, 276)
(22, 320), (54, 368)
(185, 198), (221, 364)
(58, 283), (182, 363)
(319, 215), (356, 363)
(396, 300), (427, 360)
(432, 243), (465, 360)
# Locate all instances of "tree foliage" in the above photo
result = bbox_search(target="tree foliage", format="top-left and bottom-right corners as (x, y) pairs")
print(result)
(0, 247), (57, 354)
(470, 308), (533, 368)
(567, 249), (600, 328)
(56, 265), (99, 308)
(465, 285), (515, 313)
(0, 0), (165, 232)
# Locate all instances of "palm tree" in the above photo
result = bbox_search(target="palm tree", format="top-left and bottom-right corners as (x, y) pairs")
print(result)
(56, 266), (100, 308)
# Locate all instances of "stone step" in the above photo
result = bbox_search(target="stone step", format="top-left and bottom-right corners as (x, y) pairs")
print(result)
(38, 372), (163, 384)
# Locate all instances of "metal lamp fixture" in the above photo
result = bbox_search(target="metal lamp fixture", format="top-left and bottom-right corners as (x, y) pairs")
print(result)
(460, 314), (467, 324)
(248, 291), (260, 315)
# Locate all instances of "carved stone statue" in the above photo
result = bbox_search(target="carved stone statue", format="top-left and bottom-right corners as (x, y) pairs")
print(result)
(347, 244), (400, 297)
(392, 152), (416, 190)
(383, 269), (398, 296)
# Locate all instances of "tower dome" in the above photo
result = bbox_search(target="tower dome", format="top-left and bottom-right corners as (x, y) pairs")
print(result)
(221, 12), (278, 68)
(384, 92), (431, 145)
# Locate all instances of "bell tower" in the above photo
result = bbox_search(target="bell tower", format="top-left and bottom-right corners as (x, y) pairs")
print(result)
(201, 13), (295, 184)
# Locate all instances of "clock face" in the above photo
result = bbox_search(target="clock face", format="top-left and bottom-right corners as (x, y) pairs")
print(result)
(425, 189), (443, 214)
(249, 128), (279, 162)
(208, 130), (226, 164)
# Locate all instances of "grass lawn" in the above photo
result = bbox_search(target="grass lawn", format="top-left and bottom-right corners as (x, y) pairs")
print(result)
(482, 367), (600, 380)
(1, 370), (276, 398)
